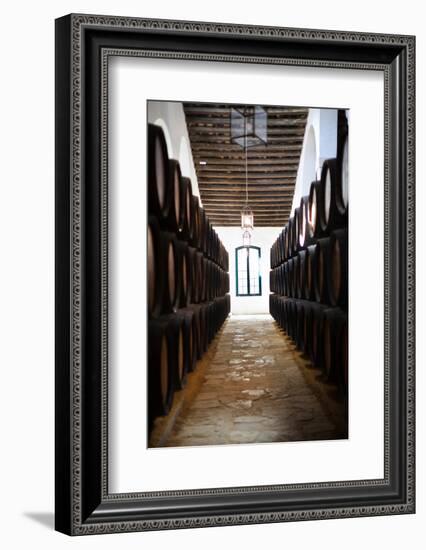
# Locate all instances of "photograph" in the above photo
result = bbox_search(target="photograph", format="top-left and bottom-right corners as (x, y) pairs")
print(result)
(147, 100), (349, 448)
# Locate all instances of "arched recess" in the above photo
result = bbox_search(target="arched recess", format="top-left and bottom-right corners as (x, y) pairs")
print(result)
(153, 117), (173, 158)
(178, 136), (191, 178)
(302, 125), (317, 195)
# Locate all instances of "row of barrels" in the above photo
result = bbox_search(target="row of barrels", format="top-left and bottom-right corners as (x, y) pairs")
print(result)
(148, 123), (229, 271)
(271, 151), (348, 268)
(148, 216), (230, 318)
(148, 296), (231, 430)
(269, 228), (347, 308)
(270, 295), (348, 391)
(148, 123), (231, 430)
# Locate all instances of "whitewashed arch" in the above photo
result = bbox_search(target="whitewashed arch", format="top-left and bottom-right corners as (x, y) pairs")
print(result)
(302, 125), (317, 195)
(178, 136), (192, 178)
(153, 117), (174, 158)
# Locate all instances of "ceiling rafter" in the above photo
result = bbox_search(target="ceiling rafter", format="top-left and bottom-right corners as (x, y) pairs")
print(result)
(183, 102), (308, 226)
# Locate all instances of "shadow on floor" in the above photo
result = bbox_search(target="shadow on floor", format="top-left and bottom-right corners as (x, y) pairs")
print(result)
(24, 512), (54, 530)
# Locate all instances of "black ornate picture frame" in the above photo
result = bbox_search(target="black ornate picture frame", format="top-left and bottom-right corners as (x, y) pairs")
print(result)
(55, 13), (415, 535)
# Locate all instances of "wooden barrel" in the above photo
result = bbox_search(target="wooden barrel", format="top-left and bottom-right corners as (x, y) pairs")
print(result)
(287, 299), (298, 340)
(270, 269), (275, 294)
(297, 250), (307, 299)
(211, 229), (219, 264)
(277, 230), (284, 265)
(274, 295), (283, 329)
(295, 300), (305, 350)
(223, 248), (229, 272)
(159, 231), (180, 313)
(328, 228), (348, 307)
(161, 314), (185, 392)
(299, 195), (314, 248)
(341, 315), (349, 391)
(200, 257), (208, 302)
(193, 251), (204, 304)
(199, 208), (207, 254)
(199, 303), (209, 355)
(282, 227), (288, 262)
(288, 217), (295, 257)
(337, 109), (349, 169)
(186, 246), (197, 304)
(287, 258), (294, 298)
(279, 297), (288, 332)
(283, 261), (289, 297)
(304, 244), (317, 301)
(272, 239), (278, 268)
(277, 266), (282, 295)
(147, 124), (170, 221)
(320, 158), (346, 232)
(308, 180), (325, 237)
(201, 211), (210, 256)
(190, 195), (201, 249)
(178, 176), (193, 241)
(279, 296), (288, 331)
(313, 237), (331, 304)
(164, 159), (183, 232)
(284, 223), (290, 260)
(206, 222), (212, 260)
(292, 254), (300, 298)
(293, 207), (301, 254)
(280, 263), (287, 296)
(180, 309), (197, 373)
(211, 262), (218, 300)
(224, 271), (230, 294)
(148, 318), (173, 423)
(303, 301), (315, 358)
(175, 240), (190, 308)
(148, 216), (163, 319)
(270, 293), (278, 319)
(322, 308), (348, 383)
(309, 303), (328, 368)
(188, 304), (203, 360)
(339, 134), (349, 215)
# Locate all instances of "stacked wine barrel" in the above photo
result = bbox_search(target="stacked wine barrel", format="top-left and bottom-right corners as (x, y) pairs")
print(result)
(269, 124), (349, 393)
(148, 123), (230, 430)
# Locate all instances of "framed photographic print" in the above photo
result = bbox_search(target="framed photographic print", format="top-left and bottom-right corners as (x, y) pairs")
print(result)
(55, 14), (415, 535)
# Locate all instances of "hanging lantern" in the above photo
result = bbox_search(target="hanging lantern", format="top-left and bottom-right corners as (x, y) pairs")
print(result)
(241, 204), (254, 231)
(230, 105), (267, 247)
(242, 229), (252, 248)
(230, 106), (268, 148)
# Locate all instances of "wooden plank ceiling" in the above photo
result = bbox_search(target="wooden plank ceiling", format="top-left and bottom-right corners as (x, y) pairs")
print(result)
(183, 103), (308, 227)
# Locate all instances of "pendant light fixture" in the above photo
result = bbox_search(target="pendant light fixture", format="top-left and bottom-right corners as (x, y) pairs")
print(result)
(230, 106), (267, 247)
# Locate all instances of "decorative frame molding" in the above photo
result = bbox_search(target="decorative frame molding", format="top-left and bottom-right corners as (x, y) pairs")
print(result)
(55, 13), (415, 535)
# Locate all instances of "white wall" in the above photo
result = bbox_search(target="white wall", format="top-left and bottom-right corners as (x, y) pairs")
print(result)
(0, 2), (424, 550)
(147, 100), (201, 197)
(216, 226), (282, 314)
(291, 108), (338, 214)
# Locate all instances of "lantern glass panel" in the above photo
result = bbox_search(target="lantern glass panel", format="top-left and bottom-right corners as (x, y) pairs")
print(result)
(230, 106), (268, 148)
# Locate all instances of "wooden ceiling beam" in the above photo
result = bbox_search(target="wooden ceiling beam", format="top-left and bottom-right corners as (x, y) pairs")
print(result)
(198, 186), (295, 192)
(188, 128), (305, 137)
(201, 198), (293, 204)
(206, 207), (290, 213)
(187, 117), (308, 127)
(183, 102), (306, 218)
(191, 144), (303, 152)
(197, 176), (296, 183)
(184, 106), (308, 116)
(192, 158), (300, 166)
(189, 137), (303, 145)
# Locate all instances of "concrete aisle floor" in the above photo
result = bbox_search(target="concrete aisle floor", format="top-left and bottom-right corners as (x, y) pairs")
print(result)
(156, 314), (347, 448)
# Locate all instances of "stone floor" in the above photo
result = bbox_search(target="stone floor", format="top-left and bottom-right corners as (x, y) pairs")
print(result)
(152, 314), (348, 448)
